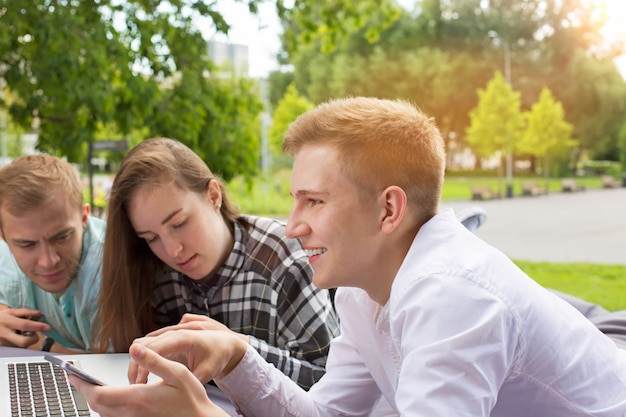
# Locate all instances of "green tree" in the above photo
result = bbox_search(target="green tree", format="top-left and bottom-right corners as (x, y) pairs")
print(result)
(519, 87), (576, 184)
(268, 84), (313, 158)
(277, 0), (626, 166)
(466, 72), (525, 193)
(278, 0), (402, 55)
(618, 122), (626, 173)
(555, 51), (626, 161)
(0, 0), (393, 178)
(0, 0), (263, 178)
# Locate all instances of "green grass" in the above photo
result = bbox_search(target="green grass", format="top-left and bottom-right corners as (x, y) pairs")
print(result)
(440, 175), (609, 200)
(514, 261), (626, 311)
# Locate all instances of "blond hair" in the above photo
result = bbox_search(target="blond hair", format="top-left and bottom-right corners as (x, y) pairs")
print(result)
(283, 97), (446, 223)
(0, 155), (83, 228)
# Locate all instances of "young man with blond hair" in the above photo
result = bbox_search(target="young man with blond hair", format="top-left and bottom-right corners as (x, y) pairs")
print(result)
(0, 155), (105, 353)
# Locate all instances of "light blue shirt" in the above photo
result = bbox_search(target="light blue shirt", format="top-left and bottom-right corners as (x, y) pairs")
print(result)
(0, 216), (105, 351)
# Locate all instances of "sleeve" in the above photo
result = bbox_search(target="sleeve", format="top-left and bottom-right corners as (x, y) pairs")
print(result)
(250, 258), (340, 391)
(217, 345), (324, 417)
(0, 242), (30, 308)
(219, 292), (380, 417)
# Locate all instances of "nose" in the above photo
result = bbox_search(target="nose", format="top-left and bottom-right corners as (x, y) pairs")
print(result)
(285, 207), (309, 239)
(38, 244), (60, 269)
(162, 235), (183, 258)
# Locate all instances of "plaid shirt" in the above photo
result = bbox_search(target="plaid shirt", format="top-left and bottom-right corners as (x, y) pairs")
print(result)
(152, 215), (340, 390)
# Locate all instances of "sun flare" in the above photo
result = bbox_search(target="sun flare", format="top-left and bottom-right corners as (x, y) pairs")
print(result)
(592, 0), (626, 44)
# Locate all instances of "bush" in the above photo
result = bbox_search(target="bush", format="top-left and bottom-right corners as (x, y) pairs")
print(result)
(578, 160), (622, 176)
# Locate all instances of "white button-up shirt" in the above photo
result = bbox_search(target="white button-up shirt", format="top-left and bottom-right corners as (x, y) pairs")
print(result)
(218, 209), (626, 416)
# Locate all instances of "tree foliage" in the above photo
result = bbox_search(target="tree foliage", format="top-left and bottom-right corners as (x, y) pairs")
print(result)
(0, 0), (394, 179)
(273, 0), (626, 164)
(520, 87), (576, 180)
(268, 83), (313, 157)
(466, 72), (525, 159)
(0, 0), (266, 180)
(277, 0), (402, 55)
(519, 87), (576, 158)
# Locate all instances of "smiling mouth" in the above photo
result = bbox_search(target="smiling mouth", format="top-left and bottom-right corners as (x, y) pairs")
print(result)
(305, 248), (327, 257)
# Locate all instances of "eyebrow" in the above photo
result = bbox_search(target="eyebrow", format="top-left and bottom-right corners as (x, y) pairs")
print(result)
(135, 209), (182, 236)
(11, 228), (74, 245)
(292, 190), (329, 198)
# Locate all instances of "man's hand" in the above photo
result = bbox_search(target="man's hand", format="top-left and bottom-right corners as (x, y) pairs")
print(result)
(128, 329), (248, 386)
(0, 305), (50, 348)
(70, 343), (231, 417)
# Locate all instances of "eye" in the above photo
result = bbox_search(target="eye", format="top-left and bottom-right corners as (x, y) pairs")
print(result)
(307, 198), (322, 207)
(145, 235), (159, 244)
(54, 232), (71, 242)
(173, 220), (187, 229)
(16, 242), (35, 250)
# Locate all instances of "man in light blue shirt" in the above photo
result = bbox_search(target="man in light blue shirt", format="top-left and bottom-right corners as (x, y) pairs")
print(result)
(0, 154), (105, 353)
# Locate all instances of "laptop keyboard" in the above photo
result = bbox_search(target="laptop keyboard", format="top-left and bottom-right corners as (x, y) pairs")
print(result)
(8, 361), (91, 417)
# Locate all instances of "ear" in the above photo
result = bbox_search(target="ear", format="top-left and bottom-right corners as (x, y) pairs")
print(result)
(81, 203), (90, 227)
(205, 179), (222, 209)
(379, 185), (407, 234)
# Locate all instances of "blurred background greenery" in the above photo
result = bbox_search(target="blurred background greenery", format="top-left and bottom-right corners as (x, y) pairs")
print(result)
(5, 1), (626, 309)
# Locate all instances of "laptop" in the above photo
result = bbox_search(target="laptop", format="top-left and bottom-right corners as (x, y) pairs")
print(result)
(0, 350), (237, 416)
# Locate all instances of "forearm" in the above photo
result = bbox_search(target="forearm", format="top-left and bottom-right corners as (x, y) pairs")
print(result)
(217, 345), (321, 417)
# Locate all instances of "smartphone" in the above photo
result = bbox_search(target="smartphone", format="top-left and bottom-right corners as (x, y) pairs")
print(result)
(16, 314), (45, 336)
(44, 354), (107, 386)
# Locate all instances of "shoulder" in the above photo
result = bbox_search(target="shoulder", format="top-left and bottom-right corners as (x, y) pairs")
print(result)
(0, 238), (12, 261)
(86, 216), (106, 240)
(0, 240), (25, 283)
(75, 217), (106, 287)
(0, 242), (32, 305)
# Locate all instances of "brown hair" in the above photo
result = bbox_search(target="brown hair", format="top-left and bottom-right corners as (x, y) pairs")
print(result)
(283, 97), (445, 224)
(94, 138), (239, 352)
(0, 155), (83, 229)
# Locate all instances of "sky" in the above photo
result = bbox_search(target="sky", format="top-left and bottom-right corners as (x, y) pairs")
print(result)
(210, 0), (626, 80)
(209, 1), (282, 78)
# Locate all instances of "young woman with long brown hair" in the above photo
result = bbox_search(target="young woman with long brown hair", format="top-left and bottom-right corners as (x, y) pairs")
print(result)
(94, 137), (338, 389)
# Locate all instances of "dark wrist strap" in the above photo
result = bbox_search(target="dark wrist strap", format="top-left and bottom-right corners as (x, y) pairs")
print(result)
(41, 336), (55, 352)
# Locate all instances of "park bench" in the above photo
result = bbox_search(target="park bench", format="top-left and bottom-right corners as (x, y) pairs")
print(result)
(561, 178), (585, 192)
(471, 185), (500, 201)
(601, 175), (621, 188)
(521, 181), (547, 196)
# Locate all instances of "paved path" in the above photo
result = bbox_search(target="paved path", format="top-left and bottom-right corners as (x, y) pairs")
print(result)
(440, 187), (626, 265)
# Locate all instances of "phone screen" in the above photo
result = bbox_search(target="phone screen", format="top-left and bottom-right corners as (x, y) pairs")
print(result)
(44, 354), (107, 386)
